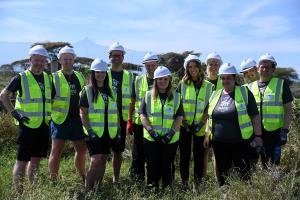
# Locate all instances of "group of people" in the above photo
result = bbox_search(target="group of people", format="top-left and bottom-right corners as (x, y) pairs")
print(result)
(0, 42), (293, 195)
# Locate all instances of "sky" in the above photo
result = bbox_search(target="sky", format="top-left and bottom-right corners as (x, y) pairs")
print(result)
(0, 0), (300, 72)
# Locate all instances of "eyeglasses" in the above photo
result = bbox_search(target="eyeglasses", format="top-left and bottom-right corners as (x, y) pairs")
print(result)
(145, 64), (157, 68)
(111, 54), (123, 58)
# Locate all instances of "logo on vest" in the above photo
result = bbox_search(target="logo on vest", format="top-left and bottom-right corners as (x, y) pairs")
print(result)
(166, 107), (173, 114)
(266, 94), (273, 100)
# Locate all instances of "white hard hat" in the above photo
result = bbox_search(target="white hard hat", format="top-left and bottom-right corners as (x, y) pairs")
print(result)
(28, 45), (48, 58)
(108, 42), (126, 54)
(258, 53), (277, 67)
(57, 46), (76, 59)
(184, 54), (201, 69)
(143, 52), (159, 64)
(206, 52), (222, 65)
(240, 58), (257, 72)
(91, 59), (108, 72)
(154, 66), (171, 79)
(219, 63), (238, 75)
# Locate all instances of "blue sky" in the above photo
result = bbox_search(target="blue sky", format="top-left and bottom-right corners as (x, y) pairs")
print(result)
(0, 0), (300, 72)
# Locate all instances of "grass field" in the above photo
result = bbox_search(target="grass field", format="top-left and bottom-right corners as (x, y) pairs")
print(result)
(0, 111), (299, 200)
(0, 72), (299, 199)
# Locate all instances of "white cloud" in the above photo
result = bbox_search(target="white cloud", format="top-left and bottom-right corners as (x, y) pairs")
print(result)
(240, 0), (273, 19)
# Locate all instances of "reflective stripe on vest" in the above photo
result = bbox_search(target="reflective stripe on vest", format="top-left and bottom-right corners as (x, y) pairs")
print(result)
(143, 91), (180, 143)
(134, 74), (149, 125)
(181, 80), (213, 136)
(108, 70), (133, 120)
(248, 77), (284, 131)
(14, 70), (51, 128)
(51, 70), (85, 124)
(208, 86), (253, 140)
(83, 85), (118, 138)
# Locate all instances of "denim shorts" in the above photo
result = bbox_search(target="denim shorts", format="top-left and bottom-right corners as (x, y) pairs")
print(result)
(50, 117), (85, 141)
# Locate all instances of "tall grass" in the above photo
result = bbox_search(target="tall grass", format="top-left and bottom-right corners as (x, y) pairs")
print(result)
(0, 103), (299, 199)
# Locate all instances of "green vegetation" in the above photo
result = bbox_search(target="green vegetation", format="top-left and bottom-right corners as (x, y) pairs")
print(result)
(0, 102), (299, 199)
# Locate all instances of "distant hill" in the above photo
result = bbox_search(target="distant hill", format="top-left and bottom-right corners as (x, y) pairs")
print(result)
(0, 38), (146, 66)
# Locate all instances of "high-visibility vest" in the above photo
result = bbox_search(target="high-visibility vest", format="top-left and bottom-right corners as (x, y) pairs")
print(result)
(248, 77), (284, 131)
(181, 80), (213, 136)
(108, 70), (133, 120)
(207, 76), (222, 91)
(215, 77), (222, 91)
(83, 85), (118, 138)
(208, 86), (253, 140)
(134, 74), (150, 125)
(51, 70), (85, 124)
(143, 91), (181, 144)
(15, 70), (51, 128)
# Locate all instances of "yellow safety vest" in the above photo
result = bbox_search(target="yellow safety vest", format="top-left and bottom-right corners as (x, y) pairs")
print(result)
(82, 85), (118, 138)
(143, 91), (181, 144)
(15, 70), (51, 128)
(248, 77), (284, 131)
(181, 80), (213, 136)
(108, 70), (133, 120)
(134, 74), (150, 125)
(51, 70), (85, 124)
(208, 86), (253, 140)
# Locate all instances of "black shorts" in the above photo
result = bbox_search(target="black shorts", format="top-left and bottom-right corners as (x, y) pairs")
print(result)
(86, 120), (127, 155)
(17, 123), (50, 161)
(86, 131), (113, 156)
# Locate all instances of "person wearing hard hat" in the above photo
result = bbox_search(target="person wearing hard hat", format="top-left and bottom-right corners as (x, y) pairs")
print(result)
(240, 58), (259, 84)
(48, 46), (87, 182)
(203, 63), (262, 186)
(240, 58), (260, 169)
(206, 52), (223, 91)
(140, 66), (183, 189)
(107, 42), (134, 184)
(0, 45), (51, 195)
(176, 54), (213, 190)
(129, 52), (159, 182)
(79, 59), (118, 191)
(248, 53), (293, 167)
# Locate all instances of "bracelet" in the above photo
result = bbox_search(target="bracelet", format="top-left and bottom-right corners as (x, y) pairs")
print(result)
(254, 135), (262, 138)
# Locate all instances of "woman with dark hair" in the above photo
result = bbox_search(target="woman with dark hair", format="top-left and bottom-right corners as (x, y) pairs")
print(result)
(203, 63), (263, 186)
(177, 55), (214, 189)
(79, 59), (119, 191)
(140, 66), (183, 189)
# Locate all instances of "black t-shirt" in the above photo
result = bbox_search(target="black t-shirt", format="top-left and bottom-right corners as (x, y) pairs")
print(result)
(110, 71), (123, 116)
(80, 86), (110, 133)
(212, 89), (258, 143)
(140, 92), (184, 118)
(52, 72), (82, 119)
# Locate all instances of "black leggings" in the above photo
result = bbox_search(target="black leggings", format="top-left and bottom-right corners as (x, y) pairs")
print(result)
(179, 127), (206, 182)
(144, 139), (178, 188)
(212, 140), (250, 186)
